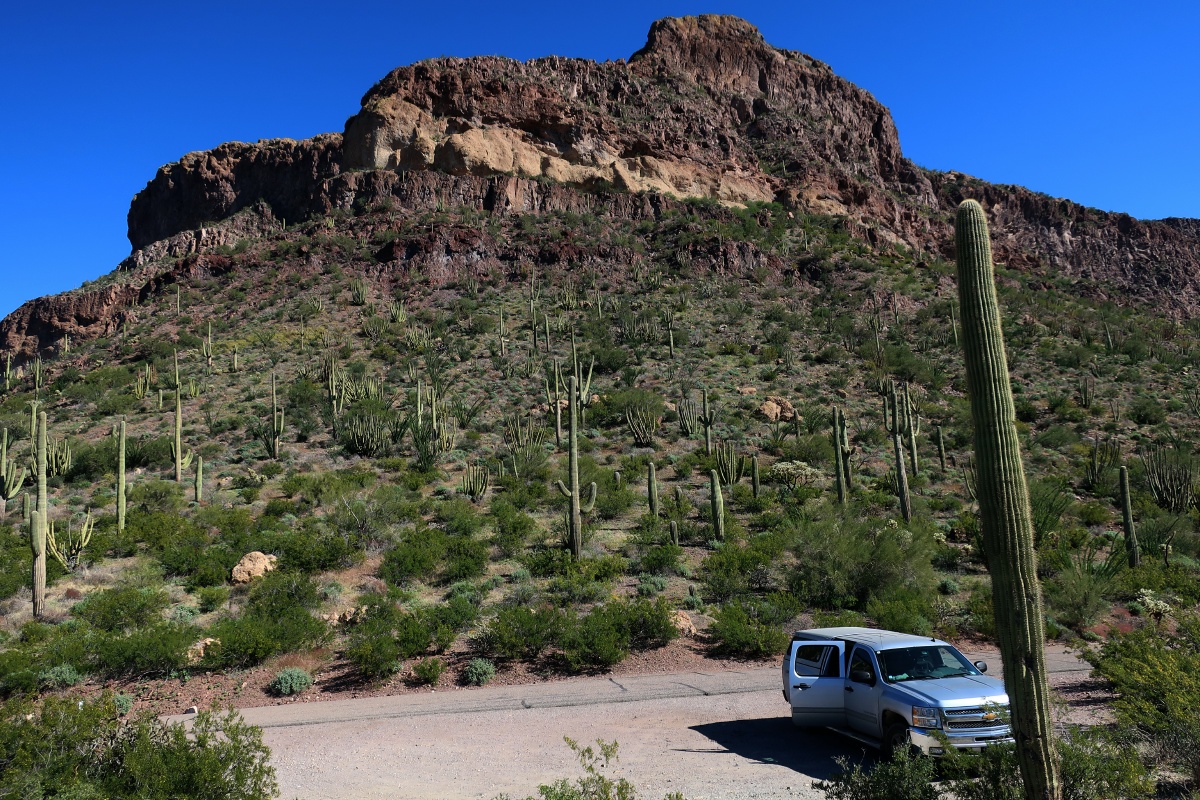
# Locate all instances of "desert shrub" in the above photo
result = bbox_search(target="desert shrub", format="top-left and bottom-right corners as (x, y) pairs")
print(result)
(487, 605), (569, 661)
(441, 536), (489, 583)
(436, 498), (485, 537)
(411, 657), (445, 686)
(638, 543), (684, 576)
(462, 657), (496, 686)
(561, 606), (630, 672)
(37, 663), (81, 690)
(72, 586), (170, 632)
(128, 479), (184, 513)
(195, 585), (230, 613)
(425, 593), (480, 632)
(814, 747), (938, 800)
(593, 485), (637, 519)
(615, 597), (678, 650)
(380, 526), (446, 585)
(0, 695), (277, 800)
(205, 610), (326, 669)
(268, 667), (313, 696)
(1045, 559), (1117, 633)
(90, 622), (196, 676)
(1087, 609), (1200, 784)
(709, 600), (788, 658)
(1128, 395), (1165, 426)
(276, 526), (359, 573)
(114, 693), (134, 715)
(345, 617), (402, 680)
(866, 589), (933, 636)
(491, 499), (538, 557)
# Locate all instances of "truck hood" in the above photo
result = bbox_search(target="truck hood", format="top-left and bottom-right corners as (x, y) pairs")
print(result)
(891, 675), (1009, 707)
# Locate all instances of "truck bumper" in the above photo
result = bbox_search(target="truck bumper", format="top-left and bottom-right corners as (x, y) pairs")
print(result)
(908, 727), (1014, 756)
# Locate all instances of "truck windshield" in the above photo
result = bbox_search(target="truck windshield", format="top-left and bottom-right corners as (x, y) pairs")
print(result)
(878, 646), (980, 683)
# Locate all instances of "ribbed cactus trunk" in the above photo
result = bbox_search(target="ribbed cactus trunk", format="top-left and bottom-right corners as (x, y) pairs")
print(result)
(709, 469), (725, 540)
(173, 351), (183, 483)
(955, 199), (1059, 800)
(832, 406), (847, 506)
(937, 425), (947, 472)
(554, 376), (596, 560)
(751, 455), (760, 499)
(648, 461), (659, 517)
(1120, 465), (1140, 568)
(32, 411), (47, 618)
(117, 420), (126, 532)
(195, 456), (204, 504)
(884, 382), (912, 523)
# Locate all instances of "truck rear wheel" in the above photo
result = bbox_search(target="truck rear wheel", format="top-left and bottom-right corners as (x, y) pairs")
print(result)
(882, 722), (913, 759)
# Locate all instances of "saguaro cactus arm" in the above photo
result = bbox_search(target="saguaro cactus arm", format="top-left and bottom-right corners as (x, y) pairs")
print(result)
(955, 198), (1059, 800)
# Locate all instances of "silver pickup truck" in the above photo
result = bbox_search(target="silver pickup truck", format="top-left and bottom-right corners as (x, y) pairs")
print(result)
(782, 627), (1013, 755)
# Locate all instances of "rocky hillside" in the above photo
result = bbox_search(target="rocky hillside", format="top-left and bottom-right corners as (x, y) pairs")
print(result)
(3, 14), (1199, 358)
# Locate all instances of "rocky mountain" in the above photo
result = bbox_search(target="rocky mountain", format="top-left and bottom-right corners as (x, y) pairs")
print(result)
(4, 14), (1198, 359)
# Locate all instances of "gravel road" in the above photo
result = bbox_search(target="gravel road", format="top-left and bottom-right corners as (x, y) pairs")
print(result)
(190, 644), (1090, 800)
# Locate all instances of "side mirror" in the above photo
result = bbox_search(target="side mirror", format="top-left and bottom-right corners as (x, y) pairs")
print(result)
(850, 669), (874, 684)
(973, 660), (988, 673)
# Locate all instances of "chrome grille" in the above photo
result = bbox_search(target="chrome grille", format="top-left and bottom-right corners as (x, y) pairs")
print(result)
(941, 706), (1010, 730)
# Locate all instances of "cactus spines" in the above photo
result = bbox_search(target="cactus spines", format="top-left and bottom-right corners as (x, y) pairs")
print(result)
(955, 198), (1059, 799)
(708, 469), (725, 540)
(554, 376), (597, 559)
(648, 462), (660, 517)
(751, 455), (760, 499)
(117, 420), (126, 532)
(1120, 465), (1140, 568)
(882, 381), (913, 522)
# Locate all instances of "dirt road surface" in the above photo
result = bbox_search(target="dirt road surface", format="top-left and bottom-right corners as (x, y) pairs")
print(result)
(183, 645), (1089, 800)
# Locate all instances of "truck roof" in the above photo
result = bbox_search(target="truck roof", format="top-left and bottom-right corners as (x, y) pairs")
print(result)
(792, 627), (948, 652)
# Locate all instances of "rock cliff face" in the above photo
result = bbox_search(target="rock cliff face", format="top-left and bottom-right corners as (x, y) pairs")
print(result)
(5, 14), (1200, 359)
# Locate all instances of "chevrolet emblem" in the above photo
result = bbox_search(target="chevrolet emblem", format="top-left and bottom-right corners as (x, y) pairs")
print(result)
(982, 711), (998, 722)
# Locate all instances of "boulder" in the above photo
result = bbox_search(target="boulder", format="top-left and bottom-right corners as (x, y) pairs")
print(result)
(231, 551), (278, 584)
(670, 610), (698, 638)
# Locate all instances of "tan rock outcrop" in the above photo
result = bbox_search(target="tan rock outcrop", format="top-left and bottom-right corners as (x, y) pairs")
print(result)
(231, 551), (278, 584)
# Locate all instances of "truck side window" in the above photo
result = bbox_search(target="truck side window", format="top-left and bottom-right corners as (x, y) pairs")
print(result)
(849, 647), (875, 684)
(794, 644), (837, 677)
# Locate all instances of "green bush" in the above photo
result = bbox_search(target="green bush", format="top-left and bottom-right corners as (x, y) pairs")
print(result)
(38, 663), (81, 690)
(561, 606), (630, 672)
(709, 600), (788, 658)
(814, 747), (938, 800)
(195, 585), (230, 613)
(491, 499), (538, 557)
(268, 667), (313, 696)
(346, 618), (402, 680)
(380, 526), (446, 585)
(72, 586), (170, 632)
(463, 657), (496, 686)
(0, 695), (277, 800)
(412, 657), (445, 686)
(90, 623), (196, 676)
(488, 605), (568, 661)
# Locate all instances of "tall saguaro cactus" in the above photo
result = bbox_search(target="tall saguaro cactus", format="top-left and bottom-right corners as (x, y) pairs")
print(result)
(882, 381), (913, 523)
(955, 199), (1059, 800)
(1120, 465), (1140, 568)
(554, 376), (597, 560)
(709, 469), (725, 540)
(173, 351), (184, 483)
(32, 411), (48, 618)
(116, 420), (126, 532)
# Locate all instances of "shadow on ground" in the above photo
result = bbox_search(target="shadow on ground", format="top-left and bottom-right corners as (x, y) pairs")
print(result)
(688, 717), (878, 783)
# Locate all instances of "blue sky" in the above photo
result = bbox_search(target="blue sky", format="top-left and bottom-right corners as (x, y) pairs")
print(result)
(2, 1), (1196, 320)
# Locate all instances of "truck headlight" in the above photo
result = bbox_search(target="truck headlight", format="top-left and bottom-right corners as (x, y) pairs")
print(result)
(912, 706), (941, 729)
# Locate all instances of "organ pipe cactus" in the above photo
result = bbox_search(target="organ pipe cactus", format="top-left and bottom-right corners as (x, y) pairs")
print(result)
(714, 442), (745, 486)
(47, 511), (94, 571)
(955, 198), (1059, 800)
(709, 469), (725, 540)
(554, 376), (597, 560)
(462, 463), (490, 503)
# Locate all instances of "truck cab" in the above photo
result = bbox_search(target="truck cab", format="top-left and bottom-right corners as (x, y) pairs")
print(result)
(783, 627), (1013, 755)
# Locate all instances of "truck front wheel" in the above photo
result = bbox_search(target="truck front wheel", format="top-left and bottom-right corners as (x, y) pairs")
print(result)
(882, 722), (913, 759)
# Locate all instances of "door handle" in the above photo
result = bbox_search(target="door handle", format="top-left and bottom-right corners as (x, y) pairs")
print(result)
(793, 683), (809, 690)
(845, 686), (854, 692)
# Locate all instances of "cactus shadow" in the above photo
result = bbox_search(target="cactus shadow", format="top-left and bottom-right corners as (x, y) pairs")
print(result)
(687, 717), (876, 781)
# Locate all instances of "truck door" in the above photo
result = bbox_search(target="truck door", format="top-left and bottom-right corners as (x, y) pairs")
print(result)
(844, 645), (883, 737)
(787, 640), (846, 728)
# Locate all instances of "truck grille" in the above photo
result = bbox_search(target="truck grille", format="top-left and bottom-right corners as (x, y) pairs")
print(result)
(942, 706), (1009, 730)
